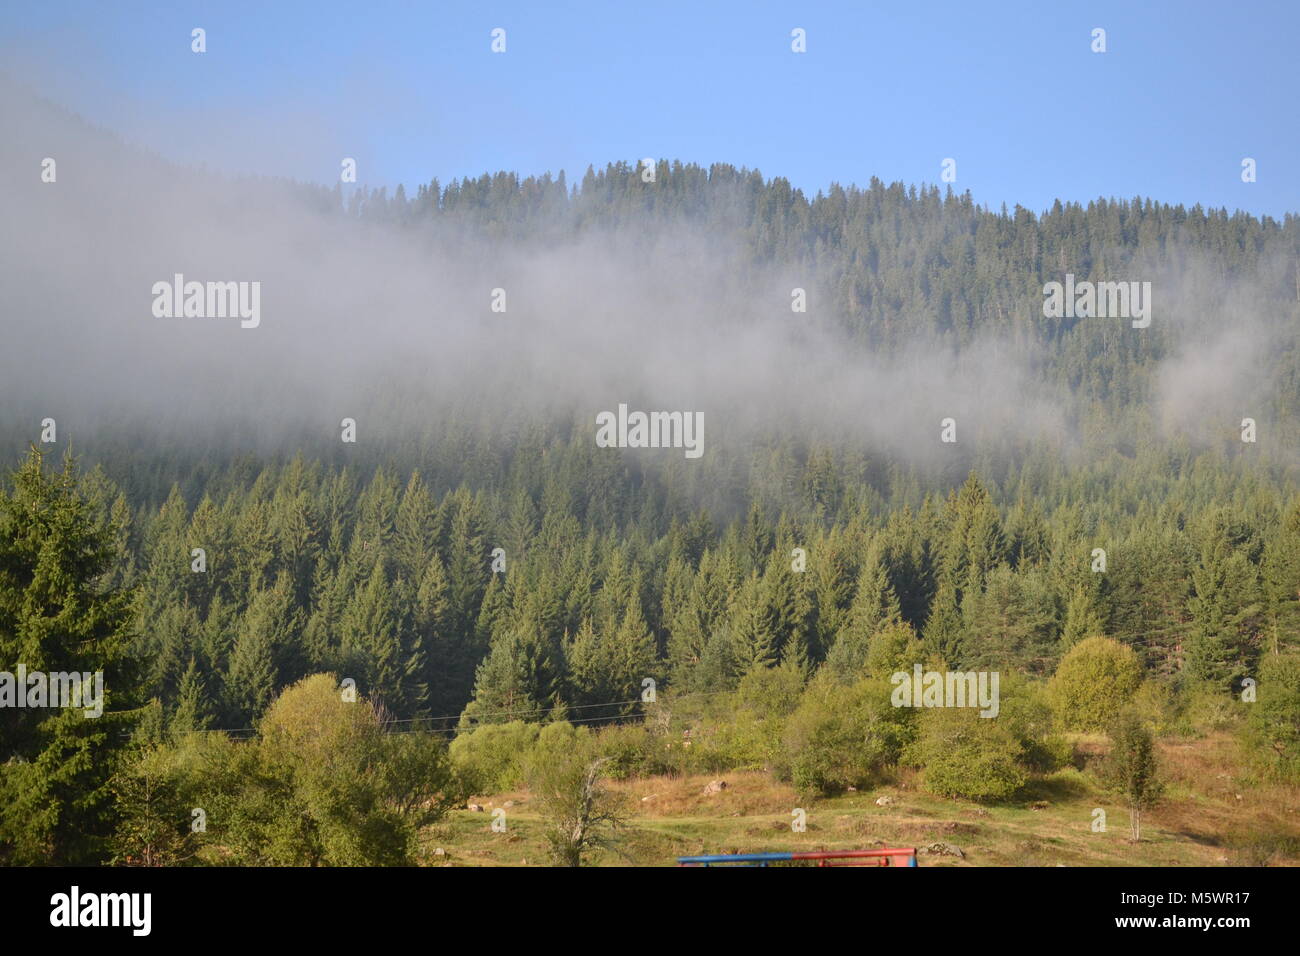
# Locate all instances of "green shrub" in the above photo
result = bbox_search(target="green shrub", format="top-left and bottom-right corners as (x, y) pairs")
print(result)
(109, 743), (205, 866)
(524, 727), (625, 867)
(528, 721), (585, 772)
(593, 722), (673, 779)
(865, 622), (924, 680)
(193, 674), (462, 866)
(1171, 682), (1243, 737)
(916, 707), (1027, 802)
(778, 676), (912, 797)
(823, 622), (922, 684)
(1034, 734), (1079, 772)
(737, 660), (806, 719)
(688, 711), (772, 774)
(1129, 680), (1176, 736)
(1049, 636), (1142, 732)
(997, 675), (1075, 772)
(449, 720), (540, 794)
(1243, 651), (1300, 782)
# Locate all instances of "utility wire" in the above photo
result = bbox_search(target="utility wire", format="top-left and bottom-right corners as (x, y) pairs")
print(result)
(127, 688), (731, 739)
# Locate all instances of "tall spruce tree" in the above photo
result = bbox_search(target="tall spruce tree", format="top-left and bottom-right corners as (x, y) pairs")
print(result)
(0, 449), (143, 864)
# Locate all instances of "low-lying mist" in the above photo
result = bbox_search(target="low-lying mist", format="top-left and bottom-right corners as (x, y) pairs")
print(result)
(2, 77), (1295, 479)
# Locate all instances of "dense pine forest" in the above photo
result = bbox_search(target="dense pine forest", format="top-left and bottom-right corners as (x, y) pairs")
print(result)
(3, 151), (1300, 866)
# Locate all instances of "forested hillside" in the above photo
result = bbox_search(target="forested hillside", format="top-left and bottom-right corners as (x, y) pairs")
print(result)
(10, 162), (1297, 727)
(3, 139), (1299, 865)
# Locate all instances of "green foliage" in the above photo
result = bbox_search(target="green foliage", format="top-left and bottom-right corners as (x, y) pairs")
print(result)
(1127, 680), (1177, 737)
(8, 173), (1300, 857)
(0, 448), (143, 864)
(1244, 651), (1300, 781)
(963, 564), (1058, 674)
(1186, 512), (1264, 690)
(685, 710), (772, 773)
(736, 659), (806, 719)
(1058, 584), (1106, 650)
(996, 674), (1076, 773)
(109, 744), (202, 866)
(196, 674), (463, 865)
(914, 707), (1027, 803)
(564, 602), (657, 717)
(1171, 683), (1243, 736)
(778, 676), (912, 797)
(591, 722), (673, 780)
(30, 422), (1295, 744)
(448, 720), (540, 794)
(824, 619), (917, 683)
(1101, 710), (1163, 840)
(864, 622), (925, 680)
(1049, 636), (1143, 732)
(525, 726), (627, 866)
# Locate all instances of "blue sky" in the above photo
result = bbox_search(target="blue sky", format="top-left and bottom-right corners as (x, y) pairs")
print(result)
(3, 0), (1297, 217)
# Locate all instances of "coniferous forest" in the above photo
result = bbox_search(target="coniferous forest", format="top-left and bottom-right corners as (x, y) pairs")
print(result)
(2, 60), (1299, 876)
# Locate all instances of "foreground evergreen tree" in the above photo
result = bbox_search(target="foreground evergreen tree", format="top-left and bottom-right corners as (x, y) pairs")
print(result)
(0, 448), (142, 864)
(1186, 514), (1263, 690)
(1244, 650), (1300, 782)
